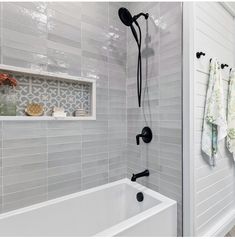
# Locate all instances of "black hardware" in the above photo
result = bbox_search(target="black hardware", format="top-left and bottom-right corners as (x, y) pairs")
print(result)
(209, 59), (229, 70)
(131, 169), (150, 182)
(221, 64), (229, 69)
(118, 8), (148, 108)
(136, 192), (144, 202)
(133, 12), (149, 21)
(196, 52), (205, 59)
(136, 126), (152, 145)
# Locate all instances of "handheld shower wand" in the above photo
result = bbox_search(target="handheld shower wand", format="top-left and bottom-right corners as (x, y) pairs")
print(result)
(118, 7), (149, 107)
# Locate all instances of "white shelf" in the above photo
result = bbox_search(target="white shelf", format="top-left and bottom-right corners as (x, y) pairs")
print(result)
(0, 64), (95, 84)
(0, 116), (96, 121)
(0, 64), (97, 121)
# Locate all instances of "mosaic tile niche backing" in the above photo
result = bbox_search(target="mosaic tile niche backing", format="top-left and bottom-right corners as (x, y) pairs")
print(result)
(6, 72), (91, 116)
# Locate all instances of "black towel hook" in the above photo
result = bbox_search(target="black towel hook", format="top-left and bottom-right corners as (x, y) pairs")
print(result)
(221, 64), (229, 69)
(196, 52), (206, 59)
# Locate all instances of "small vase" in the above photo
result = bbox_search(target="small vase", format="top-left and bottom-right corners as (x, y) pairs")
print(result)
(0, 85), (16, 116)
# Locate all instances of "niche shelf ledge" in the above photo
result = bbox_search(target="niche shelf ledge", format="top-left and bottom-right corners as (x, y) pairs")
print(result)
(0, 116), (96, 121)
(0, 64), (96, 121)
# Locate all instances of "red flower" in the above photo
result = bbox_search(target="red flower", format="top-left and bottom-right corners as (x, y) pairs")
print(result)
(0, 73), (18, 87)
(0, 74), (9, 80)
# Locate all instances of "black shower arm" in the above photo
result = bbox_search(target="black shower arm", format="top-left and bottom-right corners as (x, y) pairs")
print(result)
(133, 12), (149, 21)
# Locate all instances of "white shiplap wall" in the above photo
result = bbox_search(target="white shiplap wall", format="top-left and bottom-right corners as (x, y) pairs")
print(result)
(194, 2), (235, 236)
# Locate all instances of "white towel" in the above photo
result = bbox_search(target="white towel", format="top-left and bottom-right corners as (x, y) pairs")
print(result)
(202, 58), (227, 166)
(227, 69), (235, 160)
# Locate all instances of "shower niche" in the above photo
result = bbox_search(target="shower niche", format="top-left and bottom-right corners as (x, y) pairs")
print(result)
(0, 65), (96, 120)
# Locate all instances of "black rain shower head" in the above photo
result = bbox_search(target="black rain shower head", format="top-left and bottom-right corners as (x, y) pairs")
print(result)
(118, 7), (149, 26)
(118, 8), (139, 43)
(118, 7), (149, 108)
(118, 7), (148, 46)
(118, 7), (133, 26)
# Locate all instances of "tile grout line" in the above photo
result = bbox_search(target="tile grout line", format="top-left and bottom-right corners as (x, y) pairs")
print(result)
(0, 134), (2, 212)
(45, 4), (49, 199)
(80, 123), (82, 191)
(46, 122), (49, 201)
(126, 3), (129, 178)
(107, 2), (110, 183)
(0, 2), (2, 65)
(158, 3), (161, 191)
(80, 3), (83, 191)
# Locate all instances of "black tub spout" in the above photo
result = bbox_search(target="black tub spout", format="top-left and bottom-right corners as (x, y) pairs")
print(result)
(131, 169), (150, 182)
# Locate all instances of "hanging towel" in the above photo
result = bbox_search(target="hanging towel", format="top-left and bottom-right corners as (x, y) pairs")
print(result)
(201, 58), (227, 166)
(227, 69), (235, 160)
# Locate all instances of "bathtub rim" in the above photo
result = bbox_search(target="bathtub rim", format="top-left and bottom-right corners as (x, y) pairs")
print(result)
(95, 193), (176, 236)
(0, 178), (177, 236)
(94, 179), (177, 236)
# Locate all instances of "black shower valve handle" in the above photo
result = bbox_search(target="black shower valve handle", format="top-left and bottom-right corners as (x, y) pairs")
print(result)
(136, 134), (143, 145)
(136, 127), (152, 145)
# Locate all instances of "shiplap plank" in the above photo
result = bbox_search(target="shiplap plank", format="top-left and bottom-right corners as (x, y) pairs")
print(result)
(194, 2), (234, 235)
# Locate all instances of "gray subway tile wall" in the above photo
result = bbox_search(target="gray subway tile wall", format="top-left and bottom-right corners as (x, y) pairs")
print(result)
(0, 2), (127, 212)
(0, 2), (182, 236)
(2, 121), (47, 212)
(126, 2), (182, 235)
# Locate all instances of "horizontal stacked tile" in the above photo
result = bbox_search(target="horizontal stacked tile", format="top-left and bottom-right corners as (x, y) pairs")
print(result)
(0, 3), (2, 61)
(0, 3), (182, 233)
(0, 122), (2, 213)
(0, 2), (127, 212)
(126, 2), (182, 236)
(47, 2), (82, 76)
(159, 3), (182, 235)
(47, 121), (82, 199)
(108, 2), (127, 182)
(81, 2), (109, 190)
(1, 121), (47, 212)
(81, 121), (109, 190)
(1, 2), (48, 70)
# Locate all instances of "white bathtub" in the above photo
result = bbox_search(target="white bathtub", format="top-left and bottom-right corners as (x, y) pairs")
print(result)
(0, 179), (177, 237)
